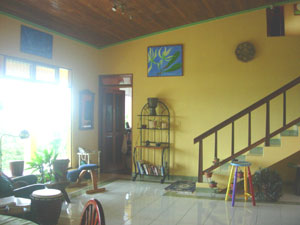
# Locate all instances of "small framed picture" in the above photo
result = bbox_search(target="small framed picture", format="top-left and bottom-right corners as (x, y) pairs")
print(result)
(20, 25), (53, 59)
(294, 4), (300, 15)
(147, 44), (183, 77)
(79, 89), (95, 130)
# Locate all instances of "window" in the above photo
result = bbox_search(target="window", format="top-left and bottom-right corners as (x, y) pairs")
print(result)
(0, 55), (72, 174)
(36, 65), (56, 82)
(5, 58), (31, 79)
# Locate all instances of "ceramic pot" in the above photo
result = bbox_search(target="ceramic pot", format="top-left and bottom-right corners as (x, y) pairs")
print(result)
(9, 160), (24, 177)
(237, 171), (244, 178)
(209, 182), (217, 188)
(205, 172), (213, 178)
(147, 98), (158, 116)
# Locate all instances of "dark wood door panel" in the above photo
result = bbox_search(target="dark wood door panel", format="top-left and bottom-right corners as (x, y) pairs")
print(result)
(101, 89), (125, 172)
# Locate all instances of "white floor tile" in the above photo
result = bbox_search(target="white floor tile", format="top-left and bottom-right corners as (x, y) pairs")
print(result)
(58, 179), (300, 225)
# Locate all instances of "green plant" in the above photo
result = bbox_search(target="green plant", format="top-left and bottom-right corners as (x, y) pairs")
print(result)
(253, 168), (283, 202)
(27, 148), (58, 183)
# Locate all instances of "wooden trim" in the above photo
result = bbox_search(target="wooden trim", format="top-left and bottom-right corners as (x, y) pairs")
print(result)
(231, 122), (234, 155)
(203, 116), (300, 174)
(265, 101), (270, 146)
(194, 76), (300, 143)
(198, 140), (203, 183)
(283, 91), (286, 126)
(248, 112), (251, 146)
(214, 131), (218, 159)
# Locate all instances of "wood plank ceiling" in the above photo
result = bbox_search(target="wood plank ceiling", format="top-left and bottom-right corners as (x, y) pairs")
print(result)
(0, 0), (286, 48)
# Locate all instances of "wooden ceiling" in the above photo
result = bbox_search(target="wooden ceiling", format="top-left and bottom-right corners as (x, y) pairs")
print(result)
(0, 0), (287, 48)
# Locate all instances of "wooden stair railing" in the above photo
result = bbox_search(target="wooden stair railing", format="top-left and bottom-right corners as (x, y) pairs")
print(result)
(194, 76), (300, 182)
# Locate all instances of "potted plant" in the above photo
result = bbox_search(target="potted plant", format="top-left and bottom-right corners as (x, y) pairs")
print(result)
(237, 170), (244, 178)
(253, 168), (282, 202)
(212, 157), (220, 165)
(27, 148), (58, 183)
(209, 180), (217, 188)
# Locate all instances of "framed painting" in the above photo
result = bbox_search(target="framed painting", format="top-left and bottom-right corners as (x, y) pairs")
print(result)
(20, 25), (53, 59)
(79, 89), (95, 130)
(294, 4), (300, 15)
(147, 44), (183, 77)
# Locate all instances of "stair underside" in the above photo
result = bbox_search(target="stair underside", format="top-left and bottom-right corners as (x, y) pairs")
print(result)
(202, 124), (300, 189)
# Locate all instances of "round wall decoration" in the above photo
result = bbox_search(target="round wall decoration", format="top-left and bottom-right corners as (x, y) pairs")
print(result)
(235, 42), (255, 62)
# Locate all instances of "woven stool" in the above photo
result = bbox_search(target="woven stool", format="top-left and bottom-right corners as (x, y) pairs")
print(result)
(225, 161), (256, 206)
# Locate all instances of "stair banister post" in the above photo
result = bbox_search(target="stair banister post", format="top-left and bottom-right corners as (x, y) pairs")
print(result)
(215, 131), (218, 159)
(231, 122), (235, 155)
(198, 139), (203, 182)
(266, 101), (270, 146)
(248, 112), (251, 146)
(283, 91), (286, 126)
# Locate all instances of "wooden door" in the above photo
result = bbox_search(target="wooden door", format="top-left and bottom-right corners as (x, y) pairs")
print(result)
(102, 88), (125, 172)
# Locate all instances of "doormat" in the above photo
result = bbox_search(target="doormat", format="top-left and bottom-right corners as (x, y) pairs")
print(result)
(165, 180), (196, 193)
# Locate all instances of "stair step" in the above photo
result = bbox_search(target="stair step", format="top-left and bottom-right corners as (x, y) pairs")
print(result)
(235, 155), (246, 161)
(218, 163), (230, 172)
(269, 138), (281, 146)
(281, 129), (298, 136)
(213, 170), (229, 175)
(248, 147), (263, 156)
(216, 155), (246, 173)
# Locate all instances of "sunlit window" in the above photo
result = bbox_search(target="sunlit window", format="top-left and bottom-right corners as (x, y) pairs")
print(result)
(0, 55), (71, 175)
(36, 65), (56, 82)
(5, 58), (31, 79)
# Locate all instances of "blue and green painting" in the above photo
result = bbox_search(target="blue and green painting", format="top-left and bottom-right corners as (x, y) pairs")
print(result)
(147, 45), (183, 77)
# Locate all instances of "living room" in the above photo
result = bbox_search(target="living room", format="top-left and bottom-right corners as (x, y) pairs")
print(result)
(1, 1), (300, 224)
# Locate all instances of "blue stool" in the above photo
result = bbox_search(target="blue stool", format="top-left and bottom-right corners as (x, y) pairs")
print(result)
(67, 164), (105, 194)
(225, 161), (256, 206)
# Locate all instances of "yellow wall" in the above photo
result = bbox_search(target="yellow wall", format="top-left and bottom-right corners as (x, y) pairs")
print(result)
(1, 8), (300, 178)
(98, 9), (300, 177)
(0, 14), (101, 167)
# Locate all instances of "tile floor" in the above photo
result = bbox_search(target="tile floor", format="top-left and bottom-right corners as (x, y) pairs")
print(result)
(58, 178), (300, 225)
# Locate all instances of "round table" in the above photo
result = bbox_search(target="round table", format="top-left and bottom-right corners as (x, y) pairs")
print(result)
(0, 214), (37, 225)
(0, 196), (31, 216)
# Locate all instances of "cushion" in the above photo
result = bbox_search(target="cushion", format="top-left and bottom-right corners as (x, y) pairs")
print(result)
(67, 169), (81, 182)
(0, 173), (14, 198)
(66, 164), (98, 182)
(79, 164), (98, 170)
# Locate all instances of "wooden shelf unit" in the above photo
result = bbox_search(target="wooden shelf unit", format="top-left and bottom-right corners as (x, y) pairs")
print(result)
(132, 100), (170, 183)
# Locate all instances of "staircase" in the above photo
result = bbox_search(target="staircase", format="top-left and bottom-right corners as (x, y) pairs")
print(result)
(208, 125), (300, 189)
(194, 76), (300, 189)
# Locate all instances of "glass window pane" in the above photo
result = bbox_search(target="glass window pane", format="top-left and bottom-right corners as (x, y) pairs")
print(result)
(0, 55), (4, 76)
(59, 68), (70, 87)
(101, 75), (132, 86)
(105, 93), (113, 132)
(36, 65), (56, 82)
(5, 58), (31, 79)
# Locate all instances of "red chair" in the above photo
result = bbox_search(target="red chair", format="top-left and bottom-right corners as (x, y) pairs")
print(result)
(80, 199), (105, 225)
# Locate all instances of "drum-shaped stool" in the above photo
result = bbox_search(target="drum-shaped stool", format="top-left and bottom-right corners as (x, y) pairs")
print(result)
(225, 161), (256, 207)
(31, 189), (63, 225)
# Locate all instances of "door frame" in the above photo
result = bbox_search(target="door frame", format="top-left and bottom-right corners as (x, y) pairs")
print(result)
(98, 74), (133, 172)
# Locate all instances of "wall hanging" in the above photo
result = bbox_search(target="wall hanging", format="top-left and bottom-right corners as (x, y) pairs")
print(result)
(147, 44), (183, 77)
(79, 90), (95, 130)
(235, 42), (255, 62)
(294, 4), (300, 15)
(20, 25), (53, 59)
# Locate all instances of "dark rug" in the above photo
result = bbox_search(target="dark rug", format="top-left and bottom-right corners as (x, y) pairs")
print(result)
(165, 180), (196, 193)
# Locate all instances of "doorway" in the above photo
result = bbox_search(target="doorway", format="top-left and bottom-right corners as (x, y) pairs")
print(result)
(99, 74), (132, 174)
